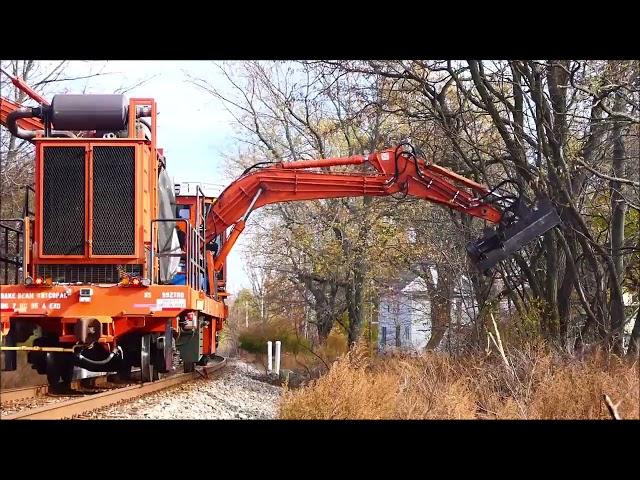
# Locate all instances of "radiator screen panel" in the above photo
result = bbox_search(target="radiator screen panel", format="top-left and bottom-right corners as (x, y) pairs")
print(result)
(42, 147), (85, 255)
(92, 146), (135, 255)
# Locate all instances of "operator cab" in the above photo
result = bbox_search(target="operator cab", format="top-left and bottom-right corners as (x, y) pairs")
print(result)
(169, 183), (225, 292)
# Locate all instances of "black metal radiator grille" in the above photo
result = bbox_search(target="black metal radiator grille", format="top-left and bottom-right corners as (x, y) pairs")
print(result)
(92, 146), (135, 255)
(42, 147), (85, 255)
(37, 264), (142, 284)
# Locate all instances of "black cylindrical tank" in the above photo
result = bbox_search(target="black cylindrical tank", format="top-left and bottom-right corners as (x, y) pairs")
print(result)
(50, 94), (128, 131)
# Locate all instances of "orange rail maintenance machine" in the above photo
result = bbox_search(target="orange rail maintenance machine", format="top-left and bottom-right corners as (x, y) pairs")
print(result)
(1, 81), (229, 385)
(0, 72), (561, 389)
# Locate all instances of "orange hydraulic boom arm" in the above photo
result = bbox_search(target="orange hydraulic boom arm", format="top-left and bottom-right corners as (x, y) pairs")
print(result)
(0, 67), (50, 106)
(205, 145), (561, 275)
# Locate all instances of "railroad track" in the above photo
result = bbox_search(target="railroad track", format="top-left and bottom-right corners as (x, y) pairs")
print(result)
(1, 375), (110, 404)
(1, 356), (226, 420)
(1, 367), (147, 404)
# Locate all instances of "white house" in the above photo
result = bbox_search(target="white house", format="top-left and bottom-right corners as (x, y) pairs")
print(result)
(377, 269), (509, 352)
(378, 268), (639, 353)
(378, 276), (431, 351)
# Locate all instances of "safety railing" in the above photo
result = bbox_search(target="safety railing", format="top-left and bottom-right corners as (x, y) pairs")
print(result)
(0, 186), (35, 285)
(150, 184), (210, 293)
(195, 185), (207, 290)
(22, 185), (35, 218)
(0, 219), (25, 284)
(188, 220), (207, 291)
(151, 218), (185, 285)
(150, 218), (207, 292)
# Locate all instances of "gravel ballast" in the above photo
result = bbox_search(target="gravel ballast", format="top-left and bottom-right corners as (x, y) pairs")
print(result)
(82, 359), (282, 419)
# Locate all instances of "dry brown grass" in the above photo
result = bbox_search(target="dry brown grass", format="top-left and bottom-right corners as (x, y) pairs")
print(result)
(279, 342), (639, 420)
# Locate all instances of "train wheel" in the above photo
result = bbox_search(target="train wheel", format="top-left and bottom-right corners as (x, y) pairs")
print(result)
(118, 358), (132, 380)
(29, 335), (54, 375)
(183, 361), (195, 373)
(60, 354), (74, 385)
(2, 330), (17, 371)
(46, 353), (61, 387)
(46, 352), (74, 390)
(140, 334), (157, 382)
(154, 322), (174, 374)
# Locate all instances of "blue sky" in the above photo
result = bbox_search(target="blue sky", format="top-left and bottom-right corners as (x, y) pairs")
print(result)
(59, 60), (253, 294)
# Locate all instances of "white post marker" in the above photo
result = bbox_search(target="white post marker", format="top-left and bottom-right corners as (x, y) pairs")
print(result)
(267, 341), (273, 373)
(275, 340), (281, 376)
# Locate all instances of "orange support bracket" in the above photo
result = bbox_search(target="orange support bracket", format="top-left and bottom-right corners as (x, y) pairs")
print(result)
(206, 250), (216, 295)
(211, 187), (263, 272)
(213, 220), (245, 271)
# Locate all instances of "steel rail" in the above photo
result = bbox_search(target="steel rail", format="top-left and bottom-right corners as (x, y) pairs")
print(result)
(1, 375), (109, 404)
(1, 357), (226, 419)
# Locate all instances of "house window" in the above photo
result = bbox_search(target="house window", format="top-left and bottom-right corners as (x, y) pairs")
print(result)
(396, 325), (401, 347)
(381, 327), (387, 345)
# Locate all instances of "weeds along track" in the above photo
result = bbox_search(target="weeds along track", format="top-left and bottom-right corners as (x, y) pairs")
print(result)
(0, 356), (226, 420)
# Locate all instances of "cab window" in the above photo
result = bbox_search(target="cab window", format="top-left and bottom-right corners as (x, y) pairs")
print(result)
(176, 205), (190, 219)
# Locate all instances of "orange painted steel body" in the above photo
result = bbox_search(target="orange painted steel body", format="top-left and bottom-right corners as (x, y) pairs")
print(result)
(0, 95), (227, 358)
(0, 283), (225, 336)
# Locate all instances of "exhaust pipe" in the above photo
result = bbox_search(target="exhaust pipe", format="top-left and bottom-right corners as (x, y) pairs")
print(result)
(7, 107), (76, 140)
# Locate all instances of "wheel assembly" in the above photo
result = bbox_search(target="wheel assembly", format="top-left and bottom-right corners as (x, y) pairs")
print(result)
(28, 333), (74, 386)
(28, 335), (54, 374)
(2, 330), (17, 371)
(140, 334), (158, 382)
(46, 352), (74, 389)
(117, 355), (132, 380)
(183, 361), (195, 373)
(153, 321), (174, 374)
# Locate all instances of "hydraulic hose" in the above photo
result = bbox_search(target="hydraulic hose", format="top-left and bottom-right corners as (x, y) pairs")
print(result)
(75, 345), (123, 366)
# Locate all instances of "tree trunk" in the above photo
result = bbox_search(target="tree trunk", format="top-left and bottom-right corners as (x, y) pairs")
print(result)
(315, 310), (334, 343)
(543, 230), (560, 340)
(346, 268), (364, 347)
(557, 263), (575, 348)
(425, 266), (452, 350)
(296, 272), (343, 345)
(608, 93), (627, 355)
(344, 197), (371, 348)
(627, 307), (640, 358)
